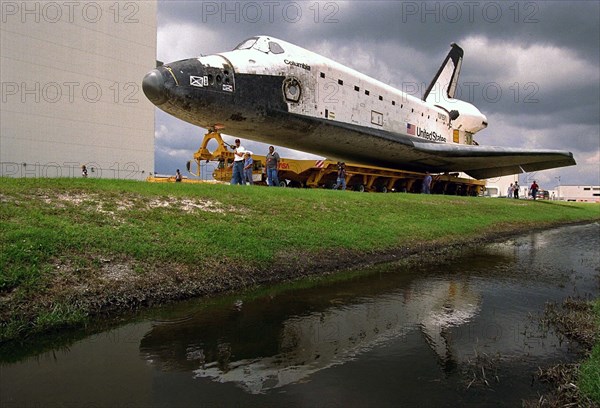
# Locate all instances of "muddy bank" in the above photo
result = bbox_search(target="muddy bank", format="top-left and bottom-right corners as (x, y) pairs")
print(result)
(1, 220), (596, 344)
(524, 298), (599, 407)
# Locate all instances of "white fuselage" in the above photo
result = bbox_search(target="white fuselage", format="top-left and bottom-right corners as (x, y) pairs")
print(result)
(214, 36), (487, 146)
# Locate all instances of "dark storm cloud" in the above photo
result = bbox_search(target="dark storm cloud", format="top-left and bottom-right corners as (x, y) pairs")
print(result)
(465, 81), (599, 125)
(158, 1), (599, 60)
(529, 1), (600, 62)
(298, 1), (600, 61)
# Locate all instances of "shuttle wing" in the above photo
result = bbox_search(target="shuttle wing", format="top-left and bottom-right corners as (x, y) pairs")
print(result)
(276, 113), (576, 180)
(412, 141), (576, 179)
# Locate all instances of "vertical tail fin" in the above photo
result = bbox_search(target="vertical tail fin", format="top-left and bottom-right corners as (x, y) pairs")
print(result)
(423, 43), (463, 103)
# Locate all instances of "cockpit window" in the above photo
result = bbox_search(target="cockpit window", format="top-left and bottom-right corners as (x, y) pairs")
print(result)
(234, 37), (258, 50)
(269, 41), (284, 54)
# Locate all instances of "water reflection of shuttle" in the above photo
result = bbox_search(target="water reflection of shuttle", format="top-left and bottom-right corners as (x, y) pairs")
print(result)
(140, 278), (480, 394)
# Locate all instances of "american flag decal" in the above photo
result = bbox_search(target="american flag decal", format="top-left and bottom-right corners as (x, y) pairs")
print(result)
(315, 160), (325, 168)
(407, 123), (416, 135)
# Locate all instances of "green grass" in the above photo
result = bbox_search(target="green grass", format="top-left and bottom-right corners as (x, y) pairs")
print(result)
(1, 177), (598, 291)
(579, 299), (600, 402)
(1, 177), (599, 340)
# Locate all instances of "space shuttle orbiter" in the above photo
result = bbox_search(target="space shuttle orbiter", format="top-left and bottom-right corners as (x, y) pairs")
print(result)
(142, 36), (575, 179)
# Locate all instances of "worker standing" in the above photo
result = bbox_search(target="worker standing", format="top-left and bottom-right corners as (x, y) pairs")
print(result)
(332, 162), (347, 190)
(265, 145), (280, 186)
(422, 172), (432, 194)
(230, 139), (246, 185)
(243, 151), (254, 185)
(530, 180), (539, 200)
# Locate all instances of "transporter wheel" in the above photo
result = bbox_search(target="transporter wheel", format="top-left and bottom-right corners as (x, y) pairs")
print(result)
(278, 180), (288, 187)
(354, 184), (365, 193)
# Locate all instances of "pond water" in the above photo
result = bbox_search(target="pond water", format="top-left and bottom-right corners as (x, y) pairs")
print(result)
(1, 223), (599, 407)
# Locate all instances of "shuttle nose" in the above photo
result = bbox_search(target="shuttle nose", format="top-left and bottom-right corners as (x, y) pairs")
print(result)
(142, 69), (167, 105)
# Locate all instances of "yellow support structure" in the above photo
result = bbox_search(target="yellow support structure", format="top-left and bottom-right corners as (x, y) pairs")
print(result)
(187, 131), (236, 177)
(153, 130), (487, 195)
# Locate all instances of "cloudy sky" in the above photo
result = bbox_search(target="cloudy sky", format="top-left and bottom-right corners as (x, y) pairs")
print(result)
(153, 0), (600, 188)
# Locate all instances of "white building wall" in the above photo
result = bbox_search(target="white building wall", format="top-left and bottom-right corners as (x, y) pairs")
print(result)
(1, 1), (157, 179)
(556, 185), (600, 202)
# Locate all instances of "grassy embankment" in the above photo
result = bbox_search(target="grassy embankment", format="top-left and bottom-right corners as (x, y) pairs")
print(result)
(1, 177), (599, 343)
(580, 299), (600, 402)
